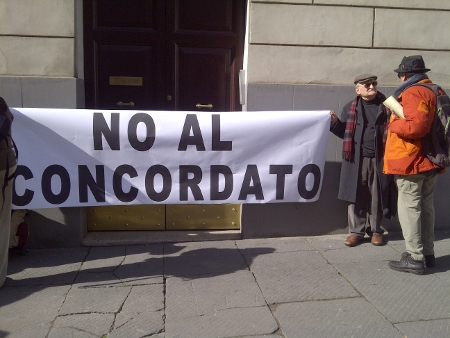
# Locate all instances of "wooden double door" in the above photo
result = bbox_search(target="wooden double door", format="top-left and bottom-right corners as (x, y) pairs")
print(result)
(84, 0), (245, 112)
(83, 0), (245, 230)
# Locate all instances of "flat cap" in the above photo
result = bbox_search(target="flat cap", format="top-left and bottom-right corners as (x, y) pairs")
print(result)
(353, 74), (377, 84)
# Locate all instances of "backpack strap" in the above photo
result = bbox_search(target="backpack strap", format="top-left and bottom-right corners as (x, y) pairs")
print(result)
(8, 135), (18, 179)
(409, 83), (447, 96)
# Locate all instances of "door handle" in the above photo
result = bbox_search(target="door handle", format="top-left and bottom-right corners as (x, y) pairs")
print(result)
(196, 103), (213, 109)
(116, 101), (135, 107)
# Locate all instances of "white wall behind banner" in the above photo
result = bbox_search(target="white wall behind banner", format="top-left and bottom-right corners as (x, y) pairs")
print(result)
(11, 109), (330, 209)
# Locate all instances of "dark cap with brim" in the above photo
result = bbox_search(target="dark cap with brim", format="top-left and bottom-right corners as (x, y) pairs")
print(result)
(353, 74), (377, 84)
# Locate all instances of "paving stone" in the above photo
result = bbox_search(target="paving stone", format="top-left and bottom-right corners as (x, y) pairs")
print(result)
(164, 240), (248, 277)
(166, 269), (278, 338)
(274, 298), (404, 338)
(236, 236), (315, 254)
(166, 271), (266, 318)
(321, 242), (400, 264)
(47, 313), (115, 338)
(307, 233), (404, 253)
(386, 232), (450, 257)
(306, 234), (348, 251)
(80, 246), (127, 272)
(248, 250), (359, 304)
(384, 231), (405, 240)
(120, 284), (164, 313)
(0, 285), (70, 338)
(239, 333), (284, 338)
(435, 231), (450, 240)
(73, 271), (124, 287)
(110, 311), (164, 338)
(432, 237), (450, 281)
(114, 244), (164, 285)
(6, 248), (88, 286)
(387, 238), (409, 255)
(166, 306), (278, 338)
(434, 237), (450, 254)
(59, 285), (131, 315)
(395, 318), (450, 338)
(434, 258), (450, 282)
(334, 260), (450, 323)
(388, 242), (407, 255)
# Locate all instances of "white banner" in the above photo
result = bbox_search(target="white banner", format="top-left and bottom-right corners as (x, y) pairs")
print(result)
(10, 109), (330, 209)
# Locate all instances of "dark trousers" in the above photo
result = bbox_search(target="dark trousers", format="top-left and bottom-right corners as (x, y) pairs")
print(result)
(348, 157), (383, 238)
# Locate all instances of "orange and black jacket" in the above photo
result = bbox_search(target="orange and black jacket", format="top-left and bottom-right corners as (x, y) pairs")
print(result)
(384, 79), (442, 175)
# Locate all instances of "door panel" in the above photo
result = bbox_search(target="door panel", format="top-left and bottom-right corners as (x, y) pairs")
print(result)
(165, 0), (244, 111)
(84, 0), (166, 110)
(87, 205), (165, 231)
(96, 0), (159, 29)
(176, 0), (233, 32)
(97, 44), (159, 110)
(166, 204), (240, 230)
(177, 46), (230, 111)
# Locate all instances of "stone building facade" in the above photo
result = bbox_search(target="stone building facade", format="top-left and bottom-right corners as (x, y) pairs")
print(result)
(1, 0), (449, 246)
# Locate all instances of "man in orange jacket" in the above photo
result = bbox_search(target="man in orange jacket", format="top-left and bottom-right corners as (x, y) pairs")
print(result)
(384, 55), (442, 274)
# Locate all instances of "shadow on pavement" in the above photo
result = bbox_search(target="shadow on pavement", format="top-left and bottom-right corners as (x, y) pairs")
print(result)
(1, 243), (276, 308)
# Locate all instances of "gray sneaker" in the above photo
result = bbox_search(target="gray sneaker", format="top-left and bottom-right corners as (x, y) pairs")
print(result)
(389, 254), (424, 275)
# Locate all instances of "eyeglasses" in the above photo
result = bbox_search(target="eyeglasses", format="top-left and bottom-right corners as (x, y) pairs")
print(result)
(397, 73), (405, 79)
(359, 81), (377, 88)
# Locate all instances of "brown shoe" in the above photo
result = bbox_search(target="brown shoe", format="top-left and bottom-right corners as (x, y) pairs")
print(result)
(344, 235), (362, 247)
(371, 234), (384, 246)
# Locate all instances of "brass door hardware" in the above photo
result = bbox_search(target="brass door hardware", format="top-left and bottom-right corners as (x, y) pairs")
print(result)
(109, 76), (143, 86)
(116, 101), (135, 107)
(196, 103), (213, 109)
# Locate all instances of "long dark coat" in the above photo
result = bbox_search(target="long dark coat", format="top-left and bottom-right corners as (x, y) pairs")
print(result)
(330, 96), (397, 219)
(0, 97), (16, 171)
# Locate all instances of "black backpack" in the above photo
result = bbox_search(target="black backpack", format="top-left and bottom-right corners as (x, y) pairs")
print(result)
(411, 83), (450, 168)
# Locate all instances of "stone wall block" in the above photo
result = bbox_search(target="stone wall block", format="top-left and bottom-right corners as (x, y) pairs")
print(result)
(0, 0), (74, 37)
(22, 77), (79, 108)
(0, 37), (74, 77)
(315, 0), (450, 10)
(254, 0), (313, 4)
(247, 45), (450, 87)
(251, 3), (373, 47)
(374, 8), (450, 50)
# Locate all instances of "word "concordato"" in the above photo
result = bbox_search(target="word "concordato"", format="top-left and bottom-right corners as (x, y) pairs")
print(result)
(13, 163), (321, 206)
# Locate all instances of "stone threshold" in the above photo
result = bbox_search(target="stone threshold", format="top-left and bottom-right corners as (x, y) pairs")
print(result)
(82, 230), (242, 246)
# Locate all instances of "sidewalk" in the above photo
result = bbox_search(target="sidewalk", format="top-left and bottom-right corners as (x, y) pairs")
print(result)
(1, 231), (449, 338)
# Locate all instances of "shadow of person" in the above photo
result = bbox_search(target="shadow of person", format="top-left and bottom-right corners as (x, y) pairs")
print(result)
(432, 254), (450, 273)
(0, 243), (276, 308)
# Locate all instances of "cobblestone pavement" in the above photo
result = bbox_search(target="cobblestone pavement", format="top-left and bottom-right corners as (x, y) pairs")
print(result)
(1, 231), (449, 337)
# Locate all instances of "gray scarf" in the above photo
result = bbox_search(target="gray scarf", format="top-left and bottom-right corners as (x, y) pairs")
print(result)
(394, 73), (429, 100)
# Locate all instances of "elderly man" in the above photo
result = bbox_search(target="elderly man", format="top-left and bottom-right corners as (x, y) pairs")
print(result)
(384, 55), (443, 274)
(330, 74), (396, 247)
